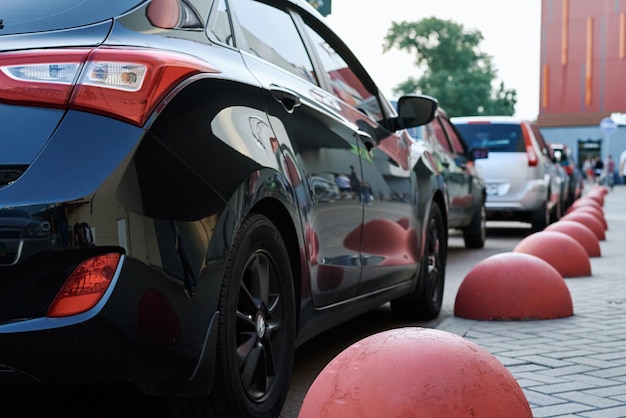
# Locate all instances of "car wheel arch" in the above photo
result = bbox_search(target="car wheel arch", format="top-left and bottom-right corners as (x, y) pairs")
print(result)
(391, 194), (447, 321)
(428, 189), (448, 238)
(249, 197), (303, 324)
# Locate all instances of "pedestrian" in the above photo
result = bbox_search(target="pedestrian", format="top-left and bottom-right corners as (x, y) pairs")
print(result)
(593, 156), (604, 183)
(582, 156), (593, 182)
(362, 181), (373, 205)
(605, 155), (615, 189)
(620, 149), (626, 185)
(334, 173), (351, 199)
(349, 165), (362, 200)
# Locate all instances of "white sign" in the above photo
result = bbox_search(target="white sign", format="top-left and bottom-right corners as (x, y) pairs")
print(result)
(610, 112), (626, 126)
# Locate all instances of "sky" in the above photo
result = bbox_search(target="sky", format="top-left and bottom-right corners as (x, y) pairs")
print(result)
(323, 1), (542, 120)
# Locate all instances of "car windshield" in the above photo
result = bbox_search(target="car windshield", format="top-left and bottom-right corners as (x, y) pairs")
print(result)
(0, 0), (146, 35)
(455, 123), (525, 153)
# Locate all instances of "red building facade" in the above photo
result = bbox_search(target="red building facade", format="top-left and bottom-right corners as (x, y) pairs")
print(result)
(538, 0), (626, 127)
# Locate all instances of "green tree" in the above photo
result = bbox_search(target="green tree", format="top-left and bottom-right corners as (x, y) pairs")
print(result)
(383, 17), (516, 117)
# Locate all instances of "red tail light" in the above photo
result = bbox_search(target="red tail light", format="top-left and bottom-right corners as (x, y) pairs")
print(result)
(0, 47), (219, 126)
(520, 122), (538, 167)
(0, 49), (85, 107)
(46, 253), (122, 317)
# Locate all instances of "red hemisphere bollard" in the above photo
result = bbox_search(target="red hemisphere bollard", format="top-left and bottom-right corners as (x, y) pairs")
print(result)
(545, 220), (601, 257)
(568, 205), (607, 230)
(513, 231), (591, 277)
(570, 197), (603, 212)
(561, 211), (606, 240)
(454, 252), (573, 320)
(299, 327), (533, 418)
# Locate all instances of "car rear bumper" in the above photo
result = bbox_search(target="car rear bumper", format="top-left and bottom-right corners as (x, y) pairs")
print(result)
(0, 232), (218, 393)
(485, 179), (548, 215)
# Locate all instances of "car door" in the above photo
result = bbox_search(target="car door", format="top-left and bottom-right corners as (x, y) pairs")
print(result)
(298, 17), (420, 294)
(426, 115), (472, 227)
(228, 0), (364, 307)
(438, 115), (479, 226)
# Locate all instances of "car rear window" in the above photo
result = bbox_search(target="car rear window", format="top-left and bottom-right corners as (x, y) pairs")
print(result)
(1, 0), (145, 35)
(454, 123), (525, 153)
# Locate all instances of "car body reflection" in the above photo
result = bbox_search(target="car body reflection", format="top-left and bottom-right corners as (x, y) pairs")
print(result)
(0, 208), (52, 265)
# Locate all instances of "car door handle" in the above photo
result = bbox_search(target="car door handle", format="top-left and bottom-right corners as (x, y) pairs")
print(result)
(270, 84), (301, 113)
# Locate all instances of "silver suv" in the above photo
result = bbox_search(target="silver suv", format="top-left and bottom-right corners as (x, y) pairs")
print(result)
(451, 116), (563, 230)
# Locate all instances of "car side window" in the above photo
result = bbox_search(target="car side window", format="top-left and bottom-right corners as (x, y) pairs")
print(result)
(229, 0), (318, 85)
(206, 0), (233, 46)
(301, 24), (383, 121)
(440, 117), (466, 154)
(427, 118), (453, 153)
(531, 124), (553, 158)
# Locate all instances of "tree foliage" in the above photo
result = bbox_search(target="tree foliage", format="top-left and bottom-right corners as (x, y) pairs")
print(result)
(383, 17), (516, 117)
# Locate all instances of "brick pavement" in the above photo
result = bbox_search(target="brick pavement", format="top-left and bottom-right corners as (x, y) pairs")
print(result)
(438, 185), (626, 417)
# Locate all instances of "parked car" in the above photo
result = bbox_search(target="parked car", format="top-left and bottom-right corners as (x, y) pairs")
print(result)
(0, 0), (448, 416)
(452, 116), (563, 231)
(554, 160), (571, 214)
(405, 108), (489, 248)
(551, 143), (584, 207)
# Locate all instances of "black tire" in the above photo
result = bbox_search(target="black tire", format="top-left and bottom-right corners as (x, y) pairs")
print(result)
(551, 193), (562, 224)
(170, 214), (295, 418)
(462, 202), (486, 249)
(391, 203), (447, 321)
(530, 199), (550, 232)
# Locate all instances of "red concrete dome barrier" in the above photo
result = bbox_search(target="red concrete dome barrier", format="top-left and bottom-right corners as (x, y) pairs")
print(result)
(299, 327), (532, 418)
(592, 184), (609, 195)
(513, 231), (591, 277)
(561, 211), (606, 240)
(584, 190), (605, 206)
(568, 205), (607, 230)
(570, 197), (603, 211)
(454, 252), (573, 320)
(546, 220), (601, 257)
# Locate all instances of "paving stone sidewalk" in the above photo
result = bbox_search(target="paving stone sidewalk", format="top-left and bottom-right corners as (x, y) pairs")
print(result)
(438, 185), (626, 418)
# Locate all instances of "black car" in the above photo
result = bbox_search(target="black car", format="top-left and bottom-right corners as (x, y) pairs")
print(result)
(406, 108), (488, 248)
(0, 0), (448, 416)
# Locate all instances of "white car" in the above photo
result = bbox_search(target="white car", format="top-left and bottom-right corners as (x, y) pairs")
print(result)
(451, 116), (563, 230)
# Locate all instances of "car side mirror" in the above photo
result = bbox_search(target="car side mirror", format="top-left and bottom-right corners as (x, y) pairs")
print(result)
(470, 147), (489, 160)
(393, 95), (438, 130)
